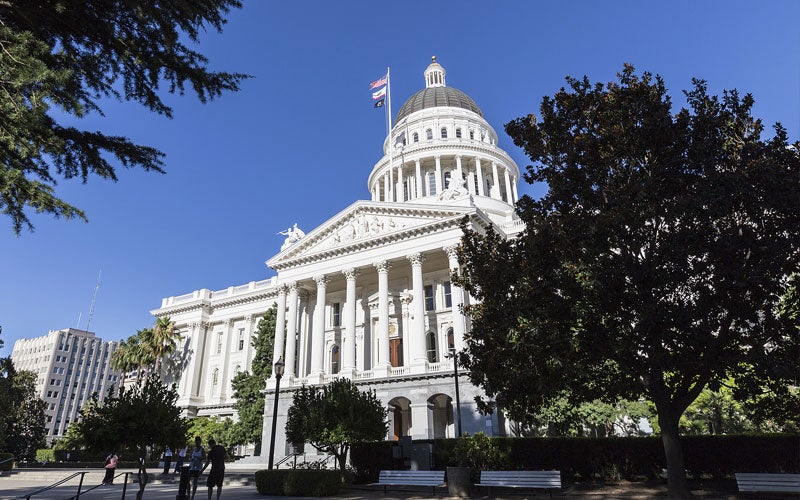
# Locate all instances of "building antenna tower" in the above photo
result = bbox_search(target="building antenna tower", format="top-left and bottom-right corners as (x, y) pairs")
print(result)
(85, 269), (102, 333)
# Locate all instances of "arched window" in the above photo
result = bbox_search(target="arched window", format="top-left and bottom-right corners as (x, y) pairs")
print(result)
(455, 128), (462, 138)
(413, 132), (419, 143)
(426, 129), (433, 140)
(444, 171), (451, 189)
(469, 129), (475, 140)
(427, 172), (437, 196)
(440, 127), (448, 139)
(403, 179), (410, 201)
(331, 345), (340, 374)
(212, 368), (219, 386)
(426, 332), (437, 363)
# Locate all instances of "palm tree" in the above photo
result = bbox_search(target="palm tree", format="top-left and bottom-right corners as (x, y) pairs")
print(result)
(111, 331), (155, 384)
(150, 316), (180, 379)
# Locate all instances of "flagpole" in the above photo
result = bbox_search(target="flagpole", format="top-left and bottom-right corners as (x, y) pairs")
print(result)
(386, 66), (391, 137)
(387, 66), (393, 202)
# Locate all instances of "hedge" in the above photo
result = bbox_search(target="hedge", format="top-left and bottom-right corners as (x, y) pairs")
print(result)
(351, 435), (799, 482)
(254, 469), (341, 496)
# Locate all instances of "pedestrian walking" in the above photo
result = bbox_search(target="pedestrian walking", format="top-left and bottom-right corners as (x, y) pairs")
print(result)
(174, 443), (188, 473)
(202, 438), (226, 500)
(163, 446), (173, 474)
(188, 436), (206, 500)
(102, 451), (118, 485)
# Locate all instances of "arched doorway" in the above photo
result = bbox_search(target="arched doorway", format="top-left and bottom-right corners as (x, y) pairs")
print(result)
(388, 396), (412, 440)
(428, 394), (454, 438)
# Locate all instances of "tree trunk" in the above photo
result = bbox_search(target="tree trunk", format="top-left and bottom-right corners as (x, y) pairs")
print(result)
(658, 406), (691, 499)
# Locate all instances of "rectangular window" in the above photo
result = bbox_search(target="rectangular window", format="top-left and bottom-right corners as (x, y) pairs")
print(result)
(424, 284), (435, 311)
(238, 328), (245, 351)
(216, 335), (223, 354)
(444, 282), (452, 308)
(332, 302), (341, 327)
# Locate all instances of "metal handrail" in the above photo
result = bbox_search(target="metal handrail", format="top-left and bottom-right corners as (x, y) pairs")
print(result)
(63, 471), (131, 499)
(18, 470), (87, 499)
(0, 456), (15, 466)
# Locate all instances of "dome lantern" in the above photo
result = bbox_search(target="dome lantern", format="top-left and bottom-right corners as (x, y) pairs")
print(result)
(424, 56), (446, 88)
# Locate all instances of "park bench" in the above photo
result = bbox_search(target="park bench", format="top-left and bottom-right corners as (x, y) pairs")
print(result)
(476, 470), (562, 497)
(735, 473), (800, 494)
(371, 470), (445, 495)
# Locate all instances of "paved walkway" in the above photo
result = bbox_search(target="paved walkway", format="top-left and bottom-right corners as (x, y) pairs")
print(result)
(0, 470), (757, 499)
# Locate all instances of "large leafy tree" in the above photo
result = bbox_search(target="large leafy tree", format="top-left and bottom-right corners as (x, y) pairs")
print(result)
(0, 0), (248, 234)
(0, 359), (47, 460)
(229, 306), (276, 454)
(285, 378), (387, 472)
(72, 377), (187, 459)
(455, 65), (800, 498)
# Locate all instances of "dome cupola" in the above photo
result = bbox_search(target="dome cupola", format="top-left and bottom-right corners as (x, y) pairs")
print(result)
(424, 56), (446, 87)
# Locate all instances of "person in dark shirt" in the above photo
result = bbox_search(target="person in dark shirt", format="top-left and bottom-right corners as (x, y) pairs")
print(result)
(202, 437), (226, 500)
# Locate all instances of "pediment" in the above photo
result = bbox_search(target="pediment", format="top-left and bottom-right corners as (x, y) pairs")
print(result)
(267, 200), (478, 270)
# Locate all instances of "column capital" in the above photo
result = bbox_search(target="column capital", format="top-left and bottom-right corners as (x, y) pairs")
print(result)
(373, 260), (391, 273)
(342, 268), (360, 280)
(313, 275), (329, 286)
(406, 253), (425, 267)
(287, 281), (298, 293)
(223, 318), (231, 327)
(276, 283), (288, 295)
(443, 244), (460, 260)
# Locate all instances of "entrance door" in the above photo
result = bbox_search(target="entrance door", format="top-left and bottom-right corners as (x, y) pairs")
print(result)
(389, 338), (403, 367)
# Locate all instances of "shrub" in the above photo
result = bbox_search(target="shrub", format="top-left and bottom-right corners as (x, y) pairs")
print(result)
(36, 449), (55, 463)
(450, 432), (509, 481)
(254, 469), (341, 496)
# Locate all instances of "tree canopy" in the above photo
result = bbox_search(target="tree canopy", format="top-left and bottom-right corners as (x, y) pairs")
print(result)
(0, 0), (248, 233)
(229, 306), (276, 453)
(455, 65), (800, 498)
(0, 358), (46, 460)
(111, 316), (181, 383)
(71, 377), (187, 458)
(285, 378), (387, 472)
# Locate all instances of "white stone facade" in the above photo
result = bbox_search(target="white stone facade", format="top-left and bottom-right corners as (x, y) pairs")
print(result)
(10, 329), (121, 443)
(152, 58), (522, 460)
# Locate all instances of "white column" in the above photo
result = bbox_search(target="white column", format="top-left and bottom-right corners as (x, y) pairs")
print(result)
(455, 155), (463, 184)
(475, 158), (485, 196)
(389, 163), (394, 202)
(491, 162), (500, 199)
(272, 285), (287, 374)
(310, 275), (328, 378)
(374, 260), (391, 369)
(512, 177), (519, 202)
(467, 171), (476, 195)
(444, 245), (466, 352)
(396, 165), (403, 201)
(284, 282), (299, 378)
(504, 168), (513, 203)
(407, 253), (428, 366)
(415, 159), (422, 199)
(342, 268), (359, 373)
(434, 156), (442, 194)
(383, 172), (389, 201)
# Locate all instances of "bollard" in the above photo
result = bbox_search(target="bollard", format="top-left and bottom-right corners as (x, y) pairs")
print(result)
(175, 465), (190, 500)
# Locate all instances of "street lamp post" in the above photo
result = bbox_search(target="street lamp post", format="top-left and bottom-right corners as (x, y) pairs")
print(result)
(448, 348), (463, 437)
(268, 356), (285, 470)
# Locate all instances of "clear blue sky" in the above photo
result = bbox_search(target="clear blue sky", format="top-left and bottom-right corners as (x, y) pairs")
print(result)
(2, 1), (798, 356)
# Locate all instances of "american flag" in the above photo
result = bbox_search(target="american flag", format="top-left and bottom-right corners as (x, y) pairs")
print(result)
(370, 75), (387, 89)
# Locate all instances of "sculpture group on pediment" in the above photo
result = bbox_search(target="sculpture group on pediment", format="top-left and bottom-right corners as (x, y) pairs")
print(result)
(279, 223), (306, 250)
(328, 214), (405, 248)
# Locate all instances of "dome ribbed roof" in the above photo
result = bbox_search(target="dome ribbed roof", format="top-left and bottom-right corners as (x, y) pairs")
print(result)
(394, 86), (483, 125)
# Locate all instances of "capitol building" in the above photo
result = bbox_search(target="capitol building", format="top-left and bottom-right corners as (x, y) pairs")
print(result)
(151, 57), (524, 459)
